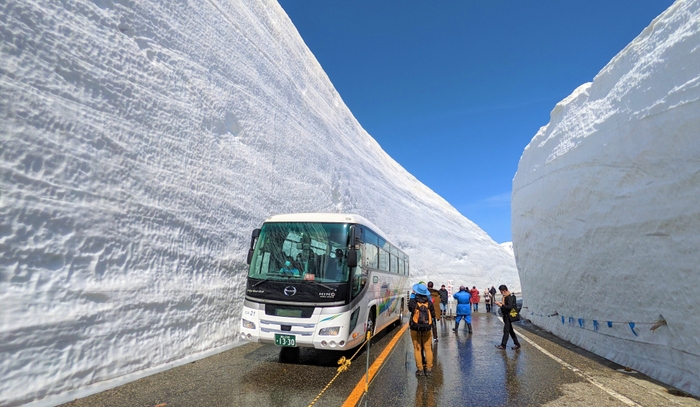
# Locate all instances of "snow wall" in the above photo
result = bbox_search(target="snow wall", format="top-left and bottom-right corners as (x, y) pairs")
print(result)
(0, 0), (519, 405)
(512, 0), (700, 397)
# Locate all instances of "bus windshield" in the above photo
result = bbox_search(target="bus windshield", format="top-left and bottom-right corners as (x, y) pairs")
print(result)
(248, 222), (350, 283)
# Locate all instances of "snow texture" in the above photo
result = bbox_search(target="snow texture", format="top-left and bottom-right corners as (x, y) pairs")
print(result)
(512, 0), (700, 397)
(0, 0), (518, 405)
(499, 242), (514, 257)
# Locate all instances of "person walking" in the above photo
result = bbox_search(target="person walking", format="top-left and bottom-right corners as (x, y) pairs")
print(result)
(483, 288), (492, 313)
(470, 286), (480, 312)
(489, 286), (498, 313)
(427, 282), (442, 340)
(409, 283), (437, 377)
(495, 284), (521, 350)
(438, 284), (448, 316)
(452, 285), (472, 333)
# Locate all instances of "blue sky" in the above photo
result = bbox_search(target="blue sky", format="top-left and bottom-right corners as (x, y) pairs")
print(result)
(278, 0), (674, 243)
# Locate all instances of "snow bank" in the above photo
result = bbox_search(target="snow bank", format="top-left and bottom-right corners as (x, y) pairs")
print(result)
(512, 0), (700, 396)
(499, 242), (514, 257)
(0, 0), (517, 405)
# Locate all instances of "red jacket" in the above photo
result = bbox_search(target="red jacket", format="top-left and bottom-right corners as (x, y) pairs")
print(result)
(469, 288), (480, 304)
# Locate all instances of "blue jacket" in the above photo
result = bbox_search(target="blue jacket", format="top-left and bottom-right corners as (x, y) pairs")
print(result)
(453, 290), (471, 315)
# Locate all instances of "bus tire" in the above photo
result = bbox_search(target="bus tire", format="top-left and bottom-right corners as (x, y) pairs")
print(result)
(366, 307), (376, 338)
(396, 298), (405, 327)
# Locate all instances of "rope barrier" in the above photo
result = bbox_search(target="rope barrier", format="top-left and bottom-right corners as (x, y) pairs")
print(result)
(522, 308), (667, 336)
(307, 331), (372, 407)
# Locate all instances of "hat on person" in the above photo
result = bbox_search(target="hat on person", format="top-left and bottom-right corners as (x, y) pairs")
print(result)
(412, 283), (429, 297)
(459, 285), (466, 291)
(285, 261), (291, 267)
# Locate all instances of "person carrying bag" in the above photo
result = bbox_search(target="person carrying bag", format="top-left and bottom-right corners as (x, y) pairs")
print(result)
(495, 285), (521, 350)
(409, 283), (437, 377)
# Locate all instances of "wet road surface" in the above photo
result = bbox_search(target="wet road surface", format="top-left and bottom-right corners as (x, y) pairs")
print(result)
(60, 320), (404, 407)
(367, 313), (700, 407)
(61, 313), (700, 407)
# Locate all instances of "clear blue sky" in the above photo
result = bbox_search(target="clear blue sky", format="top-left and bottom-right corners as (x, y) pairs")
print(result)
(278, 0), (674, 243)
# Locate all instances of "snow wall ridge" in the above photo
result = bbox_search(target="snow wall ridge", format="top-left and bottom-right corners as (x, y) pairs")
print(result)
(512, 0), (700, 397)
(0, 0), (519, 405)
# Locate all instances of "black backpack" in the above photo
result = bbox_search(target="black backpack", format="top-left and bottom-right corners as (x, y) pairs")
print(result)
(411, 300), (433, 331)
(508, 294), (520, 321)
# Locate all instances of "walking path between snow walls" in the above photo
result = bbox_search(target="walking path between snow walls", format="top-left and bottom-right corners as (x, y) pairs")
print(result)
(0, 0), (519, 406)
(512, 0), (700, 397)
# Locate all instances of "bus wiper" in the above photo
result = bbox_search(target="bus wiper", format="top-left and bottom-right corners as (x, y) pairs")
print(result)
(306, 280), (335, 291)
(253, 274), (295, 287)
(253, 278), (272, 287)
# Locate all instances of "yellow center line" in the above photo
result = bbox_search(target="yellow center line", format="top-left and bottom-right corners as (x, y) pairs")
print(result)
(341, 322), (409, 407)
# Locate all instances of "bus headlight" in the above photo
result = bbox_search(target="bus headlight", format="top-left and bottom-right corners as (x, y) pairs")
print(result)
(242, 319), (256, 330)
(318, 326), (340, 336)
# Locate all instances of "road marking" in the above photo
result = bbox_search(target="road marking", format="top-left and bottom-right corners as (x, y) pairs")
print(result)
(342, 322), (409, 407)
(505, 318), (642, 406)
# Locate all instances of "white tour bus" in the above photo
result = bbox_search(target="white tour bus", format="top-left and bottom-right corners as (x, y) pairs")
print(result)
(239, 213), (409, 350)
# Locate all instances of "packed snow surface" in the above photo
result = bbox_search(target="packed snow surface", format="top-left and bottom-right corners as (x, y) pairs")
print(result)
(0, 0), (518, 405)
(499, 242), (514, 257)
(512, 0), (700, 397)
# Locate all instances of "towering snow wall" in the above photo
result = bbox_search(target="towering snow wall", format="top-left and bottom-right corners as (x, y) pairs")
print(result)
(512, 0), (700, 397)
(0, 0), (518, 405)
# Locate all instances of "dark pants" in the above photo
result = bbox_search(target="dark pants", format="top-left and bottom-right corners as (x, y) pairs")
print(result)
(501, 317), (520, 346)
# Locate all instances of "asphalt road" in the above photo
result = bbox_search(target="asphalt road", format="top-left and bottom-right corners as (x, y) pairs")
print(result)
(60, 312), (700, 407)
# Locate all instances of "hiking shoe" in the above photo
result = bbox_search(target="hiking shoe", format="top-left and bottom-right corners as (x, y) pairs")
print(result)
(424, 369), (432, 377)
(415, 369), (423, 377)
(495, 345), (506, 350)
(512, 344), (521, 350)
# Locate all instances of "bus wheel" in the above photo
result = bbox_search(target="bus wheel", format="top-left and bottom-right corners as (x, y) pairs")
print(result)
(398, 299), (405, 326)
(366, 308), (376, 338)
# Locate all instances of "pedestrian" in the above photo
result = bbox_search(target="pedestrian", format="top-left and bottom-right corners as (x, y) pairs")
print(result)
(494, 284), (521, 350)
(427, 282), (441, 341)
(410, 281), (427, 299)
(452, 285), (472, 333)
(409, 283), (437, 377)
(438, 284), (448, 316)
(470, 286), (480, 312)
(489, 286), (497, 313)
(483, 288), (491, 313)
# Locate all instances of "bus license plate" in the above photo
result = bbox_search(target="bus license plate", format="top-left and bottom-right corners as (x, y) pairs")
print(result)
(275, 334), (296, 347)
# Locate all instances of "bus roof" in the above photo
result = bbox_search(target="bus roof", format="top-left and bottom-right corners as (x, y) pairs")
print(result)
(263, 213), (391, 243)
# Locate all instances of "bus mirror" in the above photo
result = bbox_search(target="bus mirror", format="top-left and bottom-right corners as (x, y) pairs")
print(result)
(246, 249), (254, 265)
(347, 248), (358, 268)
(247, 228), (261, 265)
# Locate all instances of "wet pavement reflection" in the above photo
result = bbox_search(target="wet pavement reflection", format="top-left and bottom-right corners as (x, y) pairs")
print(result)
(61, 313), (700, 407)
(368, 313), (582, 407)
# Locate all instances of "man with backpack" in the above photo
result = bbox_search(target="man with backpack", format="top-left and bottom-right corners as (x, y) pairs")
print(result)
(495, 284), (521, 350)
(409, 283), (437, 377)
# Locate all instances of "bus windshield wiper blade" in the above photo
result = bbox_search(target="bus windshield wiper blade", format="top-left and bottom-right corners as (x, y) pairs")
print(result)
(307, 280), (335, 291)
(253, 278), (271, 287)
